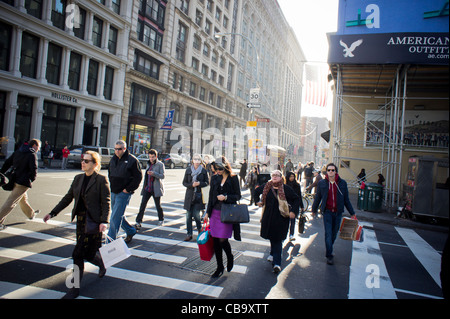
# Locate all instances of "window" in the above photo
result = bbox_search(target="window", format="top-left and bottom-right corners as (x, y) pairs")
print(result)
(108, 26), (118, 55)
(92, 16), (103, 48)
(141, 0), (165, 28)
(171, 102), (181, 124)
(51, 0), (66, 30)
(191, 57), (199, 71)
(195, 9), (202, 26)
(87, 59), (99, 95)
(73, 7), (86, 39)
(138, 20), (163, 52)
(0, 22), (11, 71)
(199, 87), (206, 101)
(193, 35), (201, 50)
(216, 95), (222, 109)
(103, 66), (114, 100)
(46, 43), (62, 85)
(208, 91), (214, 105)
(25, 0), (42, 19)
(201, 64), (208, 76)
(203, 43), (209, 57)
(180, 0), (189, 15)
(176, 22), (187, 63)
(185, 107), (193, 126)
(215, 8), (221, 21)
(204, 19), (211, 35)
(131, 84), (157, 118)
(111, 0), (120, 14)
(212, 50), (218, 63)
(227, 63), (234, 91)
(42, 102), (76, 149)
(20, 32), (39, 78)
(68, 51), (82, 90)
(207, 0), (213, 12)
(134, 50), (160, 79)
(15, 95), (33, 149)
(189, 82), (197, 97)
(99, 113), (109, 147)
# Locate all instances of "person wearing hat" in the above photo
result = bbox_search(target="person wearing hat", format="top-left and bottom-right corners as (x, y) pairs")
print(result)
(306, 169), (323, 195)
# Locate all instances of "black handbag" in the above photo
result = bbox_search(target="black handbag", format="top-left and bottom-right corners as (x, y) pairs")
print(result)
(221, 203), (250, 224)
(298, 213), (307, 234)
(1, 167), (16, 191)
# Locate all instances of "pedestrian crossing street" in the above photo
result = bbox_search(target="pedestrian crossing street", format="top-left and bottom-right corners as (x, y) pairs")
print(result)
(0, 184), (445, 299)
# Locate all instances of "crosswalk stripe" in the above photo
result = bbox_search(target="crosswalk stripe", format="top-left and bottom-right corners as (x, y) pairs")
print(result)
(0, 247), (223, 298)
(348, 222), (397, 299)
(0, 281), (91, 299)
(395, 227), (442, 288)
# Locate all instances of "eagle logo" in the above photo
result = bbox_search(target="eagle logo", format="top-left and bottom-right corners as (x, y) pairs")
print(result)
(339, 39), (363, 57)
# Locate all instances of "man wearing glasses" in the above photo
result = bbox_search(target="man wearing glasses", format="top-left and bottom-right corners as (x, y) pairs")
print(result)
(107, 140), (142, 243)
(311, 163), (356, 265)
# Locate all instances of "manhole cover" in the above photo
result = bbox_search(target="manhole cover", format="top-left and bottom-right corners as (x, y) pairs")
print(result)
(177, 251), (242, 275)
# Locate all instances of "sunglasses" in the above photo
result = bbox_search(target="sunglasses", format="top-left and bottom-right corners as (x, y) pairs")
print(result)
(81, 159), (93, 164)
(114, 148), (123, 151)
(327, 169), (336, 172)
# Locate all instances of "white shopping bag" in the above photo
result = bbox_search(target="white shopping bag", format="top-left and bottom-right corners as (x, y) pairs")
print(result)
(99, 235), (131, 269)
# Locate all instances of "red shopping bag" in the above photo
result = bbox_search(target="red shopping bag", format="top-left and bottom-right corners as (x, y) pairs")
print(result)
(197, 221), (214, 261)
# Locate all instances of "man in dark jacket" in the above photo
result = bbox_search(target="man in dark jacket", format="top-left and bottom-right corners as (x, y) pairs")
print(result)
(0, 139), (41, 230)
(312, 163), (356, 265)
(107, 140), (142, 243)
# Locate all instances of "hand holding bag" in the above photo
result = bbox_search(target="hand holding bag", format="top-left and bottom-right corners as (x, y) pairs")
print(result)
(221, 203), (250, 223)
(197, 221), (214, 261)
(99, 234), (132, 268)
(1, 167), (16, 191)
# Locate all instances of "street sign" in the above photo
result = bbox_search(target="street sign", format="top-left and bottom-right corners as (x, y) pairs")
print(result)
(250, 88), (260, 103)
(246, 103), (261, 108)
(256, 118), (270, 122)
(247, 121), (257, 127)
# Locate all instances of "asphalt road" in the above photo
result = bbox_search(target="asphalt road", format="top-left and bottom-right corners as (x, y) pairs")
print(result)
(0, 167), (447, 306)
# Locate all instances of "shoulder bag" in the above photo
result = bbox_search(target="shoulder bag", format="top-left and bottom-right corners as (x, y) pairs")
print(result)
(221, 202), (250, 224)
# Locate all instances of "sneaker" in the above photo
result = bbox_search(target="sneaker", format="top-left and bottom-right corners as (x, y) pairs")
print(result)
(184, 235), (193, 241)
(124, 232), (135, 244)
(273, 265), (281, 274)
(158, 220), (164, 226)
(134, 223), (142, 231)
(29, 210), (40, 220)
(0, 224), (6, 231)
(289, 235), (295, 241)
(267, 255), (273, 262)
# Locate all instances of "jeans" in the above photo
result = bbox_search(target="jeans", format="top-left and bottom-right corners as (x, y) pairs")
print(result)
(136, 190), (163, 223)
(107, 192), (136, 242)
(269, 239), (283, 267)
(186, 207), (202, 236)
(323, 209), (343, 258)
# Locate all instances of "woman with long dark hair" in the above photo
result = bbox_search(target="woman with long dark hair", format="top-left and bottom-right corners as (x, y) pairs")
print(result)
(285, 171), (304, 241)
(205, 156), (241, 278)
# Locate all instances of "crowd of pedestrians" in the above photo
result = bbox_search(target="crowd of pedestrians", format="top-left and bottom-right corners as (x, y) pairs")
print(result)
(0, 139), (358, 298)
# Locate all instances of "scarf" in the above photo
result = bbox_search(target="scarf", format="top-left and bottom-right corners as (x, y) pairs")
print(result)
(190, 164), (203, 182)
(261, 180), (286, 205)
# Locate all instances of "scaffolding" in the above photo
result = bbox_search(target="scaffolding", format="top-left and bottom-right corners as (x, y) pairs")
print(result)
(331, 64), (449, 210)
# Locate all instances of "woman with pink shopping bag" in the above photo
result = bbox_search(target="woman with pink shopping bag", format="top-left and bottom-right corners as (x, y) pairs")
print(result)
(44, 151), (110, 299)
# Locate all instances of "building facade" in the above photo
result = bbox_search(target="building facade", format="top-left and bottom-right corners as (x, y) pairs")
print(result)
(0, 0), (133, 158)
(1, 0), (306, 164)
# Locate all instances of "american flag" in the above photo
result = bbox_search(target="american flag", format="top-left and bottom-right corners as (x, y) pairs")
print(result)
(304, 64), (329, 107)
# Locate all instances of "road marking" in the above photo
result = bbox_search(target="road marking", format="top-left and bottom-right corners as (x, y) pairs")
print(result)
(0, 247), (223, 298)
(395, 227), (442, 288)
(0, 281), (91, 299)
(348, 222), (397, 299)
(394, 288), (444, 299)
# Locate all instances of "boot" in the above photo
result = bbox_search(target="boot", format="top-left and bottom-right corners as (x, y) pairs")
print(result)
(92, 251), (107, 278)
(212, 239), (224, 278)
(222, 240), (233, 272)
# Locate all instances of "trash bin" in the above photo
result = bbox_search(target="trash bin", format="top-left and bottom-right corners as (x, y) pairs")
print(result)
(357, 188), (367, 210)
(365, 182), (383, 212)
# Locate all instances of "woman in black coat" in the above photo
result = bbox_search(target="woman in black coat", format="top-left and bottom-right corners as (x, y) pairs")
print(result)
(205, 156), (241, 278)
(44, 151), (110, 299)
(255, 170), (300, 274)
(182, 154), (209, 241)
(285, 171), (304, 240)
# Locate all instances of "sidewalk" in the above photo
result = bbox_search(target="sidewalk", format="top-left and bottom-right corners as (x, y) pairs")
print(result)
(348, 191), (448, 233)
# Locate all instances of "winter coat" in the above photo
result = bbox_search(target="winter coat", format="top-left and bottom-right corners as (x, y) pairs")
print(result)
(311, 174), (356, 216)
(255, 183), (300, 241)
(0, 143), (38, 188)
(182, 166), (209, 210)
(108, 149), (142, 194)
(141, 160), (165, 197)
(206, 174), (241, 217)
(50, 172), (111, 224)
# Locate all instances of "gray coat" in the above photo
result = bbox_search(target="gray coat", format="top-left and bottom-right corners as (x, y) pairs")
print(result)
(182, 166), (209, 210)
(141, 160), (165, 197)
